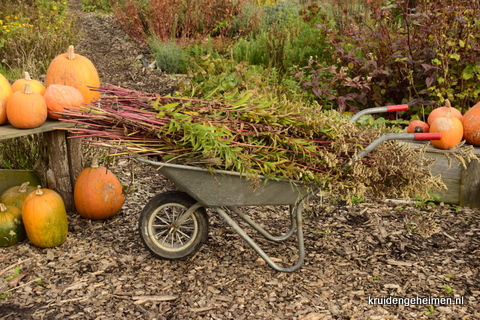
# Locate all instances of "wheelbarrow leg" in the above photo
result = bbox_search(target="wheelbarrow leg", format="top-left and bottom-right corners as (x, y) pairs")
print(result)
(227, 205), (297, 242)
(213, 200), (306, 273)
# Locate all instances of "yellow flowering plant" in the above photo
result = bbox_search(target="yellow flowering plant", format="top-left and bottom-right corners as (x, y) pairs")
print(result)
(0, 0), (75, 78)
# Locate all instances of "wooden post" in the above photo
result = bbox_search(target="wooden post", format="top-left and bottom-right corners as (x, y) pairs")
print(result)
(66, 133), (83, 188)
(460, 160), (480, 209)
(43, 130), (83, 212)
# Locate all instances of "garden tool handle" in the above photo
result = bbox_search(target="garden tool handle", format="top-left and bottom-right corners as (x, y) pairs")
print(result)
(414, 133), (442, 140)
(349, 104), (409, 123)
(386, 104), (409, 112)
(341, 132), (442, 169)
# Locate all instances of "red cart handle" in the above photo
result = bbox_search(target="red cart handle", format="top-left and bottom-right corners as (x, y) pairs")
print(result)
(350, 105), (409, 122)
(414, 133), (442, 140)
(386, 104), (409, 112)
(342, 132), (443, 169)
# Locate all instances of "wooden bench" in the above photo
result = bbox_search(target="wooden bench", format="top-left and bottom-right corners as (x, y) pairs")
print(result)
(0, 120), (82, 211)
(408, 142), (480, 208)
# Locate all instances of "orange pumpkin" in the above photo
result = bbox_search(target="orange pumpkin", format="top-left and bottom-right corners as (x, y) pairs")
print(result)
(11, 72), (46, 95)
(45, 45), (100, 105)
(427, 100), (463, 126)
(74, 157), (125, 220)
(461, 101), (480, 146)
(407, 120), (429, 133)
(0, 73), (12, 125)
(429, 111), (464, 149)
(0, 182), (37, 208)
(6, 83), (47, 129)
(22, 186), (68, 248)
(44, 84), (84, 120)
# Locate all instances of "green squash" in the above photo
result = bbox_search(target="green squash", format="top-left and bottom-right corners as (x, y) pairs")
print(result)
(0, 182), (37, 208)
(0, 203), (26, 246)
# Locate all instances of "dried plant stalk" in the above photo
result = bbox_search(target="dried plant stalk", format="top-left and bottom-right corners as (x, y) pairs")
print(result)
(61, 84), (467, 202)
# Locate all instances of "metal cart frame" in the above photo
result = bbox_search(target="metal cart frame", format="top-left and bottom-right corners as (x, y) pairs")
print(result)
(136, 105), (440, 272)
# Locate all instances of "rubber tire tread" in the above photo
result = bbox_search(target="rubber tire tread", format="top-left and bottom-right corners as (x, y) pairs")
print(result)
(138, 191), (209, 260)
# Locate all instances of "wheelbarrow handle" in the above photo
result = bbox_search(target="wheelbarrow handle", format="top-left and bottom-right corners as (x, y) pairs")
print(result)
(349, 104), (409, 123)
(414, 133), (442, 140)
(386, 104), (409, 112)
(342, 132), (442, 169)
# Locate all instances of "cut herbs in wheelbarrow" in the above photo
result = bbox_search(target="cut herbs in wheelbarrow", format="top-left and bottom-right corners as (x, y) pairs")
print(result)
(60, 84), (476, 203)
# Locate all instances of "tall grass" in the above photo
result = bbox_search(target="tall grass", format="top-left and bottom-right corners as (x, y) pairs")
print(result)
(319, 0), (370, 31)
(0, 135), (43, 170)
(0, 0), (76, 79)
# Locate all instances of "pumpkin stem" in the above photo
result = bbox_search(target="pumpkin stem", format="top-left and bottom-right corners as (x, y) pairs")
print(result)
(24, 71), (32, 81)
(22, 82), (32, 94)
(18, 181), (30, 193)
(0, 203), (6, 212)
(35, 185), (43, 196)
(445, 99), (451, 108)
(91, 156), (99, 168)
(67, 45), (76, 60)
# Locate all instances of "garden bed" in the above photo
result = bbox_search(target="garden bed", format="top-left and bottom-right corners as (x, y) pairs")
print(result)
(0, 1), (479, 319)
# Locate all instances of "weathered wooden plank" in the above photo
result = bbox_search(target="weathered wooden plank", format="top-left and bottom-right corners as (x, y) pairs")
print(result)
(407, 141), (480, 207)
(66, 134), (83, 187)
(407, 141), (480, 155)
(460, 160), (480, 208)
(425, 151), (463, 181)
(0, 120), (75, 141)
(430, 178), (461, 205)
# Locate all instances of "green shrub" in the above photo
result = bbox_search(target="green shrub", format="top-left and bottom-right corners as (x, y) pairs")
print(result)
(232, 35), (270, 68)
(149, 39), (188, 74)
(81, 0), (115, 13)
(297, 0), (480, 114)
(231, 1), (298, 73)
(232, 2), (334, 75)
(183, 53), (314, 107)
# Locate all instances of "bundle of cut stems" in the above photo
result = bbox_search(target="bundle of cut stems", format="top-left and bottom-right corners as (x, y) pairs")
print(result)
(61, 84), (450, 202)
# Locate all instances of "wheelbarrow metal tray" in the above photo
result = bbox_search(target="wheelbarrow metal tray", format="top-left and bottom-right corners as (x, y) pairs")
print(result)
(137, 158), (314, 206)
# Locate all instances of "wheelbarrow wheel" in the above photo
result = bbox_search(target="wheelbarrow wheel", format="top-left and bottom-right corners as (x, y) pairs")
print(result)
(138, 191), (209, 260)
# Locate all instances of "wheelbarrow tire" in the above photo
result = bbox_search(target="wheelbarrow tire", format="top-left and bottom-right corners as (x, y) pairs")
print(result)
(138, 191), (209, 260)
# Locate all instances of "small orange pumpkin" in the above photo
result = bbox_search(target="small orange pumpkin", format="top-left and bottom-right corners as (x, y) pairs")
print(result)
(407, 120), (429, 133)
(429, 111), (464, 149)
(427, 99), (463, 126)
(45, 45), (100, 105)
(44, 84), (84, 120)
(461, 101), (480, 146)
(11, 72), (46, 95)
(6, 83), (47, 129)
(0, 73), (12, 125)
(22, 186), (68, 248)
(74, 157), (125, 220)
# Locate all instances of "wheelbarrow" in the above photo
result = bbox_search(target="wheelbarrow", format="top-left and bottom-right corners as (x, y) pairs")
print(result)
(136, 105), (441, 272)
